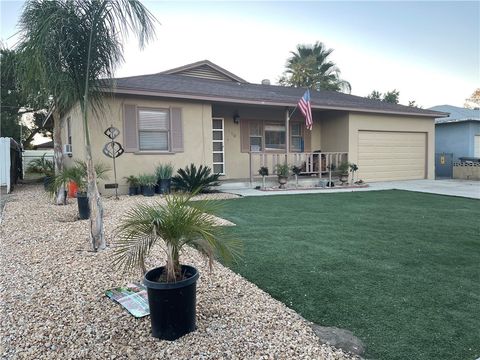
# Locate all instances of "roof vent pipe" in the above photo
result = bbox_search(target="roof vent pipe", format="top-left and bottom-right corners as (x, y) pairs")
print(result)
(261, 79), (271, 85)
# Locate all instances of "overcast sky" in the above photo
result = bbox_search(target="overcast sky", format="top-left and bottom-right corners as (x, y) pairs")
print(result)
(1, 0), (479, 108)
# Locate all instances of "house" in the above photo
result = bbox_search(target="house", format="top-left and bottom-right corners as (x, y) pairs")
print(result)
(61, 60), (445, 194)
(429, 105), (480, 161)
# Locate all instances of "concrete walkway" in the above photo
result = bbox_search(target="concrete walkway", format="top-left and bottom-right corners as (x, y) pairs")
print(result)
(221, 179), (480, 199)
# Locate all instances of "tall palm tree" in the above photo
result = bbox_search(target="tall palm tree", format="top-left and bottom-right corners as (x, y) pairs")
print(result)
(279, 41), (351, 93)
(17, 0), (156, 251)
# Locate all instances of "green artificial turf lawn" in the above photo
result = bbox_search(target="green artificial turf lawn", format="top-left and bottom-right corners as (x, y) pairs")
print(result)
(219, 190), (480, 360)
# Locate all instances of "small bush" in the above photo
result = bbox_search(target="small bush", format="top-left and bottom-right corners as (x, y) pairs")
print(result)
(172, 164), (221, 193)
(155, 163), (174, 180)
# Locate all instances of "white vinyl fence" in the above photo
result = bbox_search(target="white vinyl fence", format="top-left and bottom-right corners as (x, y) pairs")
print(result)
(23, 150), (54, 178)
(0, 137), (12, 193)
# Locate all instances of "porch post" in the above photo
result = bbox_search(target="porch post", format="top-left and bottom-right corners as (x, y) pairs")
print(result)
(285, 108), (289, 162)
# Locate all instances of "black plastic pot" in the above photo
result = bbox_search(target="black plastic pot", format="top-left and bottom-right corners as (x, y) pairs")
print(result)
(77, 193), (90, 219)
(144, 265), (199, 340)
(43, 176), (53, 191)
(159, 178), (171, 194)
(142, 185), (155, 197)
(128, 186), (138, 196)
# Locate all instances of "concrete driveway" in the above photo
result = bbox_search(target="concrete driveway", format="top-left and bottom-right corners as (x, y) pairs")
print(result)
(222, 179), (480, 199)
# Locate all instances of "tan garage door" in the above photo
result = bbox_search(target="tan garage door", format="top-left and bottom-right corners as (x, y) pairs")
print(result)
(358, 131), (426, 182)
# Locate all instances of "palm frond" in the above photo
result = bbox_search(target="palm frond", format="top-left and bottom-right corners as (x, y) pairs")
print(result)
(113, 194), (241, 281)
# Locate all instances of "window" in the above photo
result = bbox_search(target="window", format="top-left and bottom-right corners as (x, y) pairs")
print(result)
(138, 109), (169, 151)
(67, 117), (72, 145)
(249, 121), (262, 151)
(264, 124), (285, 150)
(291, 123), (303, 152)
(242, 120), (305, 153)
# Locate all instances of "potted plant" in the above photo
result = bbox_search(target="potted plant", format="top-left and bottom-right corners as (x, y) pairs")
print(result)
(124, 175), (139, 196)
(51, 161), (109, 219)
(291, 165), (302, 188)
(138, 174), (156, 196)
(258, 166), (269, 189)
(155, 163), (174, 194)
(349, 163), (359, 185)
(113, 194), (241, 340)
(275, 163), (289, 189)
(26, 154), (55, 190)
(338, 161), (350, 185)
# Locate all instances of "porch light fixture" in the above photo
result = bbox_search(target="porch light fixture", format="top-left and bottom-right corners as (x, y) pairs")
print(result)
(233, 112), (240, 124)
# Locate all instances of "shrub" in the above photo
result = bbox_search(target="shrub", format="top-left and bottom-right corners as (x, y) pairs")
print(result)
(338, 161), (350, 174)
(258, 166), (269, 176)
(124, 175), (139, 187)
(291, 165), (302, 176)
(275, 163), (289, 177)
(26, 154), (54, 177)
(50, 160), (110, 194)
(172, 164), (221, 193)
(138, 174), (157, 188)
(155, 163), (174, 180)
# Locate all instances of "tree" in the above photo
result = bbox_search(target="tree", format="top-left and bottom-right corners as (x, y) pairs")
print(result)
(465, 88), (480, 109)
(18, 0), (156, 251)
(366, 89), (400, 104)
(0, 47), (51, 147)
(382, 90), (400, 104)
(279, 41), (351, 93)
(366, 90), (382, 100)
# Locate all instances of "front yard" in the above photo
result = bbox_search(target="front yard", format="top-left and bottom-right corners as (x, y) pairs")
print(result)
(0, 185), (351, 360)
(221, 190), (480, 360)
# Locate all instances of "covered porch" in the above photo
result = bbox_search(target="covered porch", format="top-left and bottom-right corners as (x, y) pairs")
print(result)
(248, 151), (348, 183)
(212, 103), (350, 183)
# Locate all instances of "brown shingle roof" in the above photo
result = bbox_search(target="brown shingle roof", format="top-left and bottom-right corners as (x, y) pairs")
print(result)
(107, 71), (446, 118)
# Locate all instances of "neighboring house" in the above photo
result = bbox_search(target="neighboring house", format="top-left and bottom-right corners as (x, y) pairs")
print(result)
(429, 105), (480, 161)
(61, 60), (444, 194)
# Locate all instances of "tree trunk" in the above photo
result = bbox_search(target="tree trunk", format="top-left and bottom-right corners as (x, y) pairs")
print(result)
(80, 102), (105, 251)
(53, 113), (65, 205)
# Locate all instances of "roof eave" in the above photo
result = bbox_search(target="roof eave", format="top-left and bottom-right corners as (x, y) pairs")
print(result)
(108, 87), (442, 118)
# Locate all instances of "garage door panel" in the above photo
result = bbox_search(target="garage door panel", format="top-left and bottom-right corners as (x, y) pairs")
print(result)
(358, 131), (426, 182)
(359, 159), (425, 167)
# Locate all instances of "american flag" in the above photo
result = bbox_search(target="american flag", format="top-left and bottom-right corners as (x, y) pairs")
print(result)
(298, 89), (313, 130)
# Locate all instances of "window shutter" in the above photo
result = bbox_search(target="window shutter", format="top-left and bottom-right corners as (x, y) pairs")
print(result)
(123, 104), (138, 152)
(170, 107), (183, 152)
(240, 119), (250, 153)
(303, 127), (312, 152)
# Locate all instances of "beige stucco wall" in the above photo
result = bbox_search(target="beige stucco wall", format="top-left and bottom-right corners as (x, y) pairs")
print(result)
(61, 96), (213, 194)
(319, 111), (349, 152)
(348, 112), (435, 180)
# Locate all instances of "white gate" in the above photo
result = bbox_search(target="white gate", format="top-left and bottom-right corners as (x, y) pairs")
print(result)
(0, 137), (11, 193)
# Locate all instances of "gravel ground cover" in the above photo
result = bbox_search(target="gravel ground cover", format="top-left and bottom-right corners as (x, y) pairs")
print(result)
(0, 185), (353, 360)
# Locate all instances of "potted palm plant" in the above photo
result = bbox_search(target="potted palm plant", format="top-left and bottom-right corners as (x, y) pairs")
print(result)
(338, 161), (350, 185)
(155, 163), (174, 194)
(275, 163), (289, 189)
(258, 166), (269, 189)
(138, 174), (156, 196)
(113, 194), (240, 340)
(51, 161), (109, 219)
(124, 175), (139, 196)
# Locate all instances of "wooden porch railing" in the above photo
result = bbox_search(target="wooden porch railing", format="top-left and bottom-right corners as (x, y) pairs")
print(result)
(249, 152), (348, 182)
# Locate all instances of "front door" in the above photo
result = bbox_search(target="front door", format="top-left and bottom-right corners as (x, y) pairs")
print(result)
(212, 118), (225, 175)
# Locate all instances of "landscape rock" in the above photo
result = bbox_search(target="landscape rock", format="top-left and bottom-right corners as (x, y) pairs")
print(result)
(0, 185), (355, 360)
(311, 324), (366, 356)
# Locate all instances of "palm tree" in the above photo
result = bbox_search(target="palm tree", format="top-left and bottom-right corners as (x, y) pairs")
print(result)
(17, 0), (156, 251)
(113, 194), (241, 282)
(279, 41), (351, 93)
